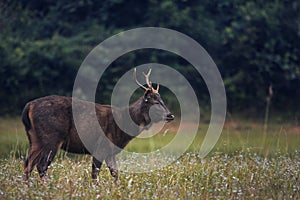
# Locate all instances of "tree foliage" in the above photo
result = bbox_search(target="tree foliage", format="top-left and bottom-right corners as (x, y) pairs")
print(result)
(0, 0), (299, 117)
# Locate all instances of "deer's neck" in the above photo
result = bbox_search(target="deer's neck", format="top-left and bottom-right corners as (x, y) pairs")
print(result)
(128, 98), (150, 127)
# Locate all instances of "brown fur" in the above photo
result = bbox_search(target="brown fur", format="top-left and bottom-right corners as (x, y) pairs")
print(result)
(22, 91), (174, 181)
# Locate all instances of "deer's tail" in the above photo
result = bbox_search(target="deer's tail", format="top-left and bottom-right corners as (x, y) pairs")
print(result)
(22, 103), (33, 131)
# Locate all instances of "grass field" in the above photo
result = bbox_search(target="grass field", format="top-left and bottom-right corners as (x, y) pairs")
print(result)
(0, 118), (299, 199)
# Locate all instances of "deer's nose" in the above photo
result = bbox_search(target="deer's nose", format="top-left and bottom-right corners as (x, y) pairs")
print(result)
(166, 113), (175, 122)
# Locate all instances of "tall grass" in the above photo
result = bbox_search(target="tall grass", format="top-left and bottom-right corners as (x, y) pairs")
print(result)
(0, 118), (299, 199)
(1, 151), (299, 199)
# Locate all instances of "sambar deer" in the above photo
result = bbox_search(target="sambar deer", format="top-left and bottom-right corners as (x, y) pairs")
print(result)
(22, 68), (174, 181)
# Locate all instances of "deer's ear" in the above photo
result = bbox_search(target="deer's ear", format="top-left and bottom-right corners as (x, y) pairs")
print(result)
(143, 89), (151, 102)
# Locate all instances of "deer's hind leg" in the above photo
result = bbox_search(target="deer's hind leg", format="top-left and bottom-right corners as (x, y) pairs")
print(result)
(24, 145), (42, 180)
(36, 141), (63, 180)
(24, 130), (42, 180)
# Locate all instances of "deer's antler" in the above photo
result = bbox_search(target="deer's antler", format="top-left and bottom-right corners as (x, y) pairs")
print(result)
(153, 83), (159, 93)
(143, 68), (152, 89)
(133, 68), (148, 90)
(133, 68), (159, 93)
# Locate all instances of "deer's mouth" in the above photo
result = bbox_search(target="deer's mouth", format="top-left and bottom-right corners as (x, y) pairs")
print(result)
(165, 114), (175, 122)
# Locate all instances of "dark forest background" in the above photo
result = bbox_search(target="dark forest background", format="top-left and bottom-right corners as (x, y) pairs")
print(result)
(0, 0), (299, 122)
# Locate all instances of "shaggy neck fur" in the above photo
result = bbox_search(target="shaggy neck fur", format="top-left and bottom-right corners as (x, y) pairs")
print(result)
(126, 97), (151, 135)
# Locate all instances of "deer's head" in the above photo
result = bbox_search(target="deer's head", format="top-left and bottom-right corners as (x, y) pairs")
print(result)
(134, 68), (174, 123)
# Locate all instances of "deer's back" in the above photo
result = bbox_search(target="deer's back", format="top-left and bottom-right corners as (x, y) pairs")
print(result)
(23, 95), (114, 154)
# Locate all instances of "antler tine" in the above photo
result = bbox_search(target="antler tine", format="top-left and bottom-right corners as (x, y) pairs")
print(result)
(142, 68), (152, 89)
(153, 83), (159, 93)
(133, 68), (148, 90)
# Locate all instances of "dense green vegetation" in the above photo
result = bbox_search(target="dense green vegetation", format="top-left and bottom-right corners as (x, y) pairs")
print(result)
(1, 0), (299, 119)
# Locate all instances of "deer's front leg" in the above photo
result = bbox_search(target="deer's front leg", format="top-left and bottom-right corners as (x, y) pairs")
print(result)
(92, 157), (103, 180)
(105, 155), (118, 181)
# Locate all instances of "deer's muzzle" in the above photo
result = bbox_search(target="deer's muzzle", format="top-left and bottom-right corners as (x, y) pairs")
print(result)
(165, 113), (175, 122)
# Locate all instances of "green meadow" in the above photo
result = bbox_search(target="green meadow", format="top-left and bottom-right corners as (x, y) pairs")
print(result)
(0, 118), (299, 199)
